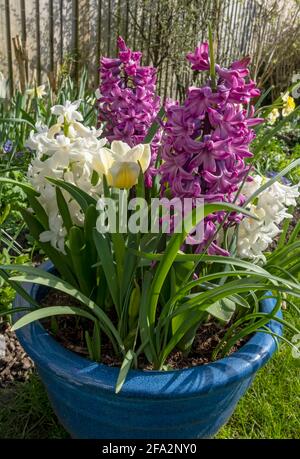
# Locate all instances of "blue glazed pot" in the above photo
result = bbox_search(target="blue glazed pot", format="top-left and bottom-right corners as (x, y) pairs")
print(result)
(14, 261), (282, 439)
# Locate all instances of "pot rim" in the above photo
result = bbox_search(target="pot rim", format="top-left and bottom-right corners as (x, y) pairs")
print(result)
(14, 261), (283, 399)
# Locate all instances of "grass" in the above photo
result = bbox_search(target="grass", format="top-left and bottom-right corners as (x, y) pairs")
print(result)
(0, 375), (68, 439)
(218, 341), (300, 438)
(0, 316), (299, 439)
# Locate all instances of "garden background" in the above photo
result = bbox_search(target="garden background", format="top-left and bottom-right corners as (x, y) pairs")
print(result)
(1, 0), (300, 100)
(0, 0), (300, 439)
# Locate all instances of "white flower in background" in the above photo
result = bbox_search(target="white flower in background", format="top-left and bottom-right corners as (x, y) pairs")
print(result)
(95, 88), (101, 99)
(39, 213), (67, 253)
(270, 180), (299, 207)
(237, 175), (300, 262)
(93, 140), (151, 189)
(267, 108), (280, 125)
(51, 100), (83, 124)
(0, 72), (7, 99)
(50, 100), (104, 140)
(26, 122), (50, 153)
(281, 92), (290, 103)
(27, 100), (107, 253)
(242, 174), (262, 197)
(26, 84), (47, 99)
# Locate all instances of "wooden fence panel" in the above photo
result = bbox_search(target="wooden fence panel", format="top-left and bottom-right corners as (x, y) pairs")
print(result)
(0, 0), (299, 98)
(62, 0), (73, 59)
(0, 1), (8, 82)
(23, 0), (37, 85)
(39, 0), (52, 82)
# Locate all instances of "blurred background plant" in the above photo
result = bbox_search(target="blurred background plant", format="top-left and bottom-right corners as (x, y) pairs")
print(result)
(1, 0), (300, 102)
(0, 64), (97, 316)
(253, 90), (300, 183)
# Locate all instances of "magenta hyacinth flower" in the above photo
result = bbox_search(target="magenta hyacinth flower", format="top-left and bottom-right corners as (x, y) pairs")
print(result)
(186, 42), (210, 71)
(160, 43), (264, 255)
(97, 37), (162, 187)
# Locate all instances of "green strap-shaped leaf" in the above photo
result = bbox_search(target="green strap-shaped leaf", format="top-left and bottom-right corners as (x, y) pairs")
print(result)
(102, 175), (110, 198)
(136, 163), (145, 200)
(12, 306), (96, 331)
(115, 349), (135, 394)
(111, 232), (125, 286)
(84, 204), (98, 279)
(139, 270), (155, 363)
(92, 321), (101, 362)
(0, 268), (39, 309)
(68, 226), (92, 296)
(56, 187), (73, 232)
(20, 208), (78, 286)
(143, 107), (165, 144)
(0, 118), (36, 129)
(253, 105), (300, 154)
(206, 298), (236, 322)
(0, 265), (124, 353)
(120, 232), (138, 304)
(244, 157), (300, 206)
(0, 177), (39, 196)
(85, 330), (94, 361)
(27, 195), (49, 230)
(93, 229), (120, 316)
(46, 177), (97, 212)
(147, 202), (258, 335)
(288, 220), (300, 244)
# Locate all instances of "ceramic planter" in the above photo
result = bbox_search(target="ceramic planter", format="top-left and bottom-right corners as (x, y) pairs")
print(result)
(14, 261), (282, 439)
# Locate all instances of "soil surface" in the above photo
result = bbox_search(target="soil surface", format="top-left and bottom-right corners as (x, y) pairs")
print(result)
(40, 289), (245, 370)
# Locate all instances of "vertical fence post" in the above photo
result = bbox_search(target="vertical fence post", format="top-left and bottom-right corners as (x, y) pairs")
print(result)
(5, 0), (13, 95)
(107, 0), (112, 55)
(72, 0), (79, 82)
(59, 0), (63, 64)
(96, 0), (103, 86)
(35, 0), (41, 84)
(2, 0), (300, 98)
(20, 0), (28, 83)
(49, 0), (54, 73)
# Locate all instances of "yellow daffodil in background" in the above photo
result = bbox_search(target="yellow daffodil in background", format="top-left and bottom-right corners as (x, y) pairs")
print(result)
(93, 140), (151, 189)
(26, 84), (47, 99)
(267, 108), (280, 125)
(282, 95), (295, 117)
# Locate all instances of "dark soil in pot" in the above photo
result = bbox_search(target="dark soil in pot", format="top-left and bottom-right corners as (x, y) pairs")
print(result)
(40, 289), (248, 370)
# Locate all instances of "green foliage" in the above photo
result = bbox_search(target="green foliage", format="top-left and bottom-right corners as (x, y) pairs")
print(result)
(0, 68), (96, 157)
(218, 308), (300, 439)
(1, 173), (300, 392)
(0, 249), (30, 322)
(1, 72), (300, 395)
(253, 115), (300, 183)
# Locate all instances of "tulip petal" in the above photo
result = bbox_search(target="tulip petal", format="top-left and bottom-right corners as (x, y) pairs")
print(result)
(109, 161), (140, 189)
(92, 147), (115, 175)
(124, 144), (151, 172)
(111, 140), (131, 158)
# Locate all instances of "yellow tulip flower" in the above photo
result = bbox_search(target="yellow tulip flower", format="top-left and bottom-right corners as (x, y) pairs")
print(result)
(267, 108), (280, 125)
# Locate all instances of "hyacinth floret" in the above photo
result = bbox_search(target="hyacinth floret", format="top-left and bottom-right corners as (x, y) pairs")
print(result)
(160, 42), (264, 254)
(97, 36), (161, 187)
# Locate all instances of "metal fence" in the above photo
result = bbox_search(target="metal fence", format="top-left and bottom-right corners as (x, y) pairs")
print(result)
(1, 0), (299, 99)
